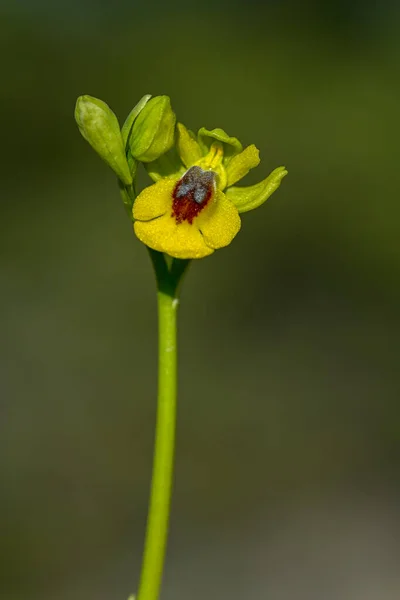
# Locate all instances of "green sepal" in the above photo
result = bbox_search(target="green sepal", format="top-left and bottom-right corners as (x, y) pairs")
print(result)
(120, 95), (152, 183)
(176, 122), (202, 168)
(197, 127), (243, 163)
(225, 144), (260, 187)
(225, 166), (288, 213)
(145, 147), (185, 182)
(75, 95), (132, 186)
(121, 94), (152, 147)
(129, 96), (176, 163)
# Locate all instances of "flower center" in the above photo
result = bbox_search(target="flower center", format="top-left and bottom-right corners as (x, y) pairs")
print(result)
(172, 166), (216, 224)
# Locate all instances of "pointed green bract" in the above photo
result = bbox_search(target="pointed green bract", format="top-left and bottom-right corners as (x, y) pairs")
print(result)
(126, 151), (138, 180)
(176, 123), (203, 168)
(75, 95), (132, 185)
(118, 179), (136, 216)
(129, 96), (176, 162)
(121, 94), (152, 147)
(197, 127), (243, 162)
(225, 144), (260, 187)
(225, 166), (288, 213)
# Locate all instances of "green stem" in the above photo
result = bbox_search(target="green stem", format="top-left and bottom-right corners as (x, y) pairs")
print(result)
(136, 250), (190, 600)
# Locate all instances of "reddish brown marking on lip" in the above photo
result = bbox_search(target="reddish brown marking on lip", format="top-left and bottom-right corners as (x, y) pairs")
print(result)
(172, 167), (215, 224)
(172, 186), (212, 224)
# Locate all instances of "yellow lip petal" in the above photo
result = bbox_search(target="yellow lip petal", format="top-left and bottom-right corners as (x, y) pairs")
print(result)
(132, 178), (177, 221)
(195, 190), (241, 250)
(134, 214), (214, 259)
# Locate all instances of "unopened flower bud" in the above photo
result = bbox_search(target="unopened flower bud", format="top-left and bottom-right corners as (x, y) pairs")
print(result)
(129, 96), (176, 163)
(75, 95), (132, 185)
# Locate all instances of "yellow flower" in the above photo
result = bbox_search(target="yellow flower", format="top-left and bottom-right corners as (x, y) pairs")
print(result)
(133, 123), (287, 259)
(134, 166), (240, 259)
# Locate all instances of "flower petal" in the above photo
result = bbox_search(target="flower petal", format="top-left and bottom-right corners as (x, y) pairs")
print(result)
(197, 127), (243, 163)
(176, 123), (203, 168)
(225, 144), (260, 187)
(196, 190), (241, 249)
(132, 178), (176, 221)
(225, 166), (288, 213)
(134, 214), (213, 259)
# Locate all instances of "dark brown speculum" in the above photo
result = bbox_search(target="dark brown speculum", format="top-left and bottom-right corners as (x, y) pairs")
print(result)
(172, 166), (216, 224)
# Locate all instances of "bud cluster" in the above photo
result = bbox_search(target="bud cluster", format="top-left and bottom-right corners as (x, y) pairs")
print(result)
(75, 94), (176, 214)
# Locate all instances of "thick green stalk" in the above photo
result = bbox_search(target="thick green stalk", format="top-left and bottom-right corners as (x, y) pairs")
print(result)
(136, 250), (189, 600)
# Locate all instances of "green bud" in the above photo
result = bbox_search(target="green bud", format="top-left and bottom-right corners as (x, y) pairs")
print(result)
(225, 166), (288, 213)
(75, 95), (132, 186)
(129, 96), (176, 163)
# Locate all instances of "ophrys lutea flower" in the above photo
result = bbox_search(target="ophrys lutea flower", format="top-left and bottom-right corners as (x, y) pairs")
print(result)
(74, 94), (287, 259)
(133, 123), (287, 259)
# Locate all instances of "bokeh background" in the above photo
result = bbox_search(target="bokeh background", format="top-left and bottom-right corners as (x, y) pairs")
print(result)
(2, 0), (400, 598)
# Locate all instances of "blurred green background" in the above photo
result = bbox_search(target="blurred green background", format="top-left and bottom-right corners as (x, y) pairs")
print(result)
(1, 0), (400, 598)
